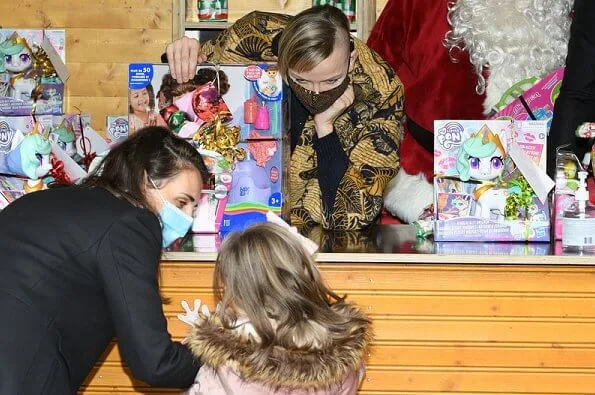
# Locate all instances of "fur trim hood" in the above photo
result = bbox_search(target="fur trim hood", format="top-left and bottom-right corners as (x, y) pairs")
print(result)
(187, 303), (372, 389)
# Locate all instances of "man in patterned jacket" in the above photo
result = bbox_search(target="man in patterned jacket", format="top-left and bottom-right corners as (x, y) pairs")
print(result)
(166, 5), (403, 230)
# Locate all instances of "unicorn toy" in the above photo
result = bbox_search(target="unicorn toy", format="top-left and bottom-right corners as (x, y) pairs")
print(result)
(52, 120), (77, 158)
(0, 122), (52, 193)
(456, 125), (508, 220)
(0, 33), (37, 101)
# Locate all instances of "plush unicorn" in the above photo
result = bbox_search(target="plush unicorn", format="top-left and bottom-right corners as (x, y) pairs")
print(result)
(456, 125), (508, 220)
(0, 123), (52, 193)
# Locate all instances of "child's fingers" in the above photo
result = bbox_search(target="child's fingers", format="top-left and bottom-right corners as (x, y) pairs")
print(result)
(193, 298), (202, 312)
(201, 304), (210, 317)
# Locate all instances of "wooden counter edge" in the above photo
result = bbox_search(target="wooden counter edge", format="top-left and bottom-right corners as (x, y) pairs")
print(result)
(162, 251), (595, 265)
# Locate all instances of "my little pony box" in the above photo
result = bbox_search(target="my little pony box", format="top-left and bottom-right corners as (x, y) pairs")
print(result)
(128, 63), (288, 234)
(0, 29), (66, 116)
(434, 120), (550, 242)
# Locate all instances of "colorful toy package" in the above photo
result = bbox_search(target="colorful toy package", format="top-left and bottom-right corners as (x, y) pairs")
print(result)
(0, 29), (66, 116)
(105, 115), (129, 147)
(490, 67), (564, 128)
(434, 120), (550, 242)
(128, 63), (288, 233)
(192, 149), (232, 234)
(0, 115), (91, 205)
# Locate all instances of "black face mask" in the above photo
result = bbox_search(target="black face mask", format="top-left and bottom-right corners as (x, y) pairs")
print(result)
(288, 76), (351, 114)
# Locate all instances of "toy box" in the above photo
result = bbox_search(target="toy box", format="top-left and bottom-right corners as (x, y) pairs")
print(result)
(192, 149), (232, 233)
(0, 29), (66, 116)
(128, 63), (287, 233)
(490, 67), (564, 129)
(434, 241), (550, 255)
(434, 119), (550, 242)
(106, 115), (129, 147)
(49, 114), (109, 175)
(0, 116), (91, 208)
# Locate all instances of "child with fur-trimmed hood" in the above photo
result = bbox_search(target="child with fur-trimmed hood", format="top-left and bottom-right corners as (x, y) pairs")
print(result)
(179, 222), (372, 394)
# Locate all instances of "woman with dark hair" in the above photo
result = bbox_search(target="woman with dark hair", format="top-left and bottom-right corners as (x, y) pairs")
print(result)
(0, 126), (207, 393)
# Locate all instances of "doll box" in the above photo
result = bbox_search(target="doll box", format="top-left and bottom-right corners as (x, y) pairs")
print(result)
(0, 29), (66, 116)
(434, 119), (550, 242)
(127, 63), (284, 140)
(219, 138), (286, 233)
(128, 63), (288, 234)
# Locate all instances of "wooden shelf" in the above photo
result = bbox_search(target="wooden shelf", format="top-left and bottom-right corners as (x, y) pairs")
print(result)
(175, 0), (377, 41)
(184, 21), (230, 30)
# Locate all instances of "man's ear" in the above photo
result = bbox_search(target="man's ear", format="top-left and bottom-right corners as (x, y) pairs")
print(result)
(348, 49), (358, 72)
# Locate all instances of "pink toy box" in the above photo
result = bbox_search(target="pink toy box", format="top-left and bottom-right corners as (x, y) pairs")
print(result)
(128, 63), (287, 234)
(434, 119), (550, 242)
(490, 67), (564, 128)
(192, 149), (231, 233)
(0, 29), (66, 116)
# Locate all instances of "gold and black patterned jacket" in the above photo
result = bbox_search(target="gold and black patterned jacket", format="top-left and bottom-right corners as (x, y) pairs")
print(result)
(202, 11), (404, 230)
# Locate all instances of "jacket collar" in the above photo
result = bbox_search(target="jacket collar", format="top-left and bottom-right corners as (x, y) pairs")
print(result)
(188, 302), (371, 389)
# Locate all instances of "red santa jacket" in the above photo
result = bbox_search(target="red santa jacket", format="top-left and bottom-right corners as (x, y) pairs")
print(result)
(367, 0), (485, 182)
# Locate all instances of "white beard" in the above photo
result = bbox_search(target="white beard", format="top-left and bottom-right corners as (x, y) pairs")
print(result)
(445, 0), (573, 114)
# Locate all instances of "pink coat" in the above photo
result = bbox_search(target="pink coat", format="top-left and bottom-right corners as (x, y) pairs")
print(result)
(183, 303), (371, 395)
(183, 364), (364, 395)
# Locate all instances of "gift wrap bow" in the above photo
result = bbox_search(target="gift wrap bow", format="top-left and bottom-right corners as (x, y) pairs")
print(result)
(193, 115), (246, 166)
(49, 157), (71, 185)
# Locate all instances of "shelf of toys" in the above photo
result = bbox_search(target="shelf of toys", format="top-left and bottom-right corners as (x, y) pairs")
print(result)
(0, 29), (112, 207)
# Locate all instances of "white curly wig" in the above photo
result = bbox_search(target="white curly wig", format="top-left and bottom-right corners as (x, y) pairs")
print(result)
(444, 0), (573, 114)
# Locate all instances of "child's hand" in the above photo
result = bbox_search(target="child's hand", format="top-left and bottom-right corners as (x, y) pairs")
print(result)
(177, 298), (210, 327)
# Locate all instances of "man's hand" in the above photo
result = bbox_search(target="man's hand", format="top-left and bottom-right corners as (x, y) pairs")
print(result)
(313, 84), (355, 138)
(165, 37), (208, 83)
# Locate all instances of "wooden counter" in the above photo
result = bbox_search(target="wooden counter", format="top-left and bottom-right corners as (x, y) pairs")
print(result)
(80, 226), (595, 394)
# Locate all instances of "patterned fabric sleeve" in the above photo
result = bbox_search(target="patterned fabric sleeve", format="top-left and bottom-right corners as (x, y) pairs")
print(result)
(322, 44), (403, 230)
(201, 11), (290, 64)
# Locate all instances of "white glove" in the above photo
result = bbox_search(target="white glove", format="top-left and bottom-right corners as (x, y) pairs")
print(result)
(177, 298), (210, 327)
(265, 211), (319, 255)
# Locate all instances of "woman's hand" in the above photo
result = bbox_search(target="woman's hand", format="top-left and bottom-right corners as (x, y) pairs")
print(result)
(313, 84), (355, 138)
(165, 37), (208, 83)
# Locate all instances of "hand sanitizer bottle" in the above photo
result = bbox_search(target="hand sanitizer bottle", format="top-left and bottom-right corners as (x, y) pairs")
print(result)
(562, 171), (595, 253)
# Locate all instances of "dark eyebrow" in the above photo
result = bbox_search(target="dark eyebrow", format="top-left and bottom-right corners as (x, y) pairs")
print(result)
(181, 193), (195, 203)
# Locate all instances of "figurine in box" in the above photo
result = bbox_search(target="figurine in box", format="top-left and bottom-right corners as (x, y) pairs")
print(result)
(434, 120), (550, 241)
(456, 126), (508, 220)
(0, 30), (65, 116)
(0, 33), (36, 101)
(0, 123), (52, 192)
(158, 67), (231, 138)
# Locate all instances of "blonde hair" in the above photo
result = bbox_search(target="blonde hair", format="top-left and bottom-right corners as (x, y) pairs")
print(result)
(278, 5), (351, 77)
(214, 222), (367, 351)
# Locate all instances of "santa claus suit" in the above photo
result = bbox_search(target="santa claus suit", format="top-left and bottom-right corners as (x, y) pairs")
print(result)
(368, 0), (573, 223)
(367, 0), (485, 223)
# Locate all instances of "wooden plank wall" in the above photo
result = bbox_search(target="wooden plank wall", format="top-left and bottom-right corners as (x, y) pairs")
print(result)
(81, 262), (595, 394)
(0, 0), (389, 134)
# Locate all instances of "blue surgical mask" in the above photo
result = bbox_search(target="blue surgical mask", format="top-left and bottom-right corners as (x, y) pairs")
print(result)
(150, 178), (194, 248)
